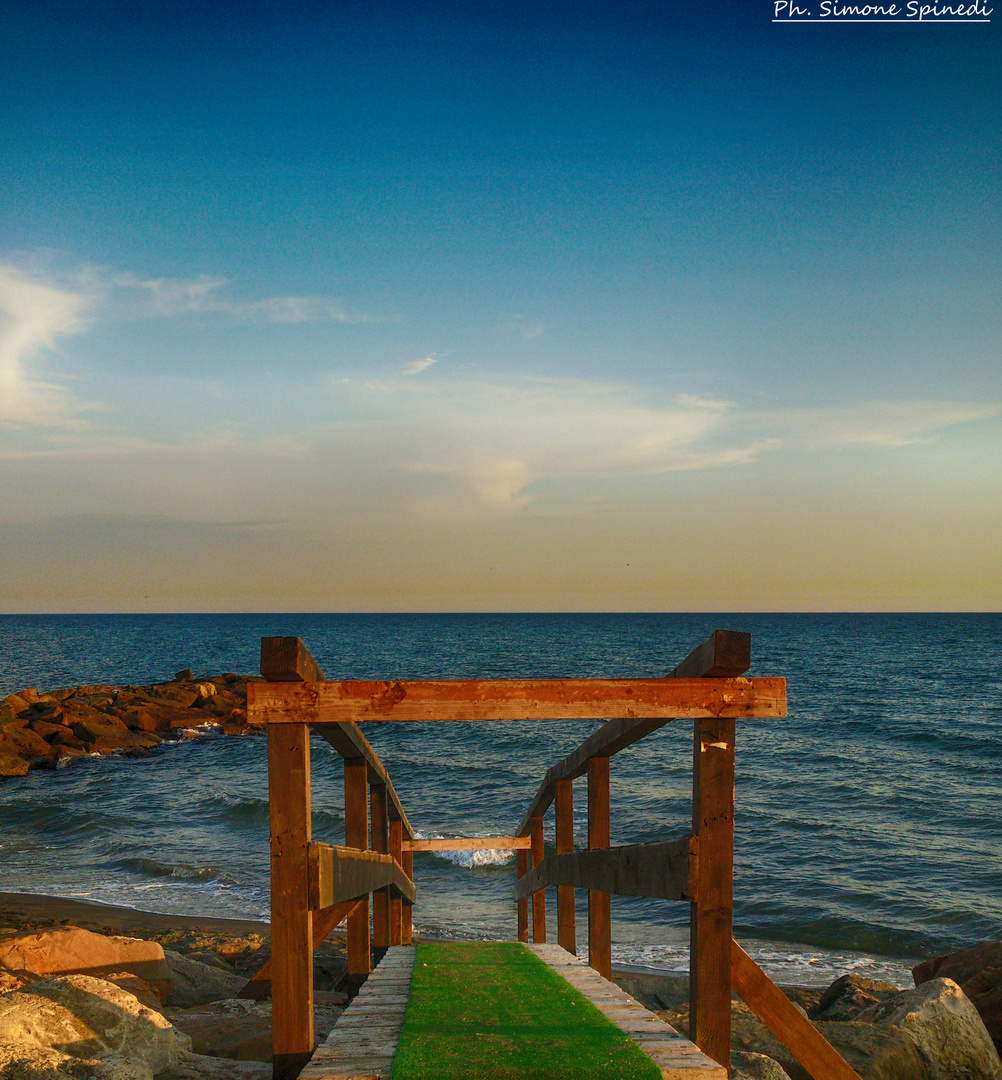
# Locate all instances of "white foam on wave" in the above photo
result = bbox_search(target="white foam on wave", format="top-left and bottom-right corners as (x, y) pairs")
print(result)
(414, 834), (516, 869)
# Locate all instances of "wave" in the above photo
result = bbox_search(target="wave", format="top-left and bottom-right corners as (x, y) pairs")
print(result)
(413, 834), (516, 869)
(115, 856), (237, 885)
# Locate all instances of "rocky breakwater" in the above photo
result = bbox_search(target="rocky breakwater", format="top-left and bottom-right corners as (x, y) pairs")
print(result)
(0, 672), (258, 777)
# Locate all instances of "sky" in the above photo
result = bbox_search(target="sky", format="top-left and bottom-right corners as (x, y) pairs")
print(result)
(1, 0), (999, 612)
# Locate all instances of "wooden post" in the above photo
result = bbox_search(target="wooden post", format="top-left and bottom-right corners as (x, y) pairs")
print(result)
(530, 814), (546, 943)
(268, 723), (314, 1080)
(370, 784), (389, 948)
(389, 818), (403, 945)
(344, 757), (370, 976)
(689, 717), (735, 1070)
(401, 849), (414, 944)
(555, 777), (575, 955)
(587, 755), (612, 979)
(516, 848), (529, 943)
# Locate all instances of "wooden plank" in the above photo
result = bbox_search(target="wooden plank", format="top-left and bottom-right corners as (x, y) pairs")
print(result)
(515, 836), (695, 901)
(267, 722), (315, 1080)
(689, 717), (735, 1070)
(248, 676), (786, 726)
(261, 635), (326, 683)
(301, 946), (415, 1080)
(516, 848), (529, 943)
(732, 940), (864, 1080)
(389, 819), (403, 946)
(401, 850), (413, 945)
(239, 900), (361, 1001)
(529, 944), (726, 1079)
(555, 778), (575, 955)
(668, 629), (750, 679)
(402, 836), (531, 851)
(514, 630), (757, 836)
(344, 757), (370, 977)
(258, 637), (414, 840)
(587, 754), (612, 980)
(370, 784), (389, 948)
(530, 815), (546, 943)
(310, 843), (417, 907)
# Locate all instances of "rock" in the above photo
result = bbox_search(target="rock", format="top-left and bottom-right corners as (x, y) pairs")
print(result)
(2, 694), (33, 715)
(28, 720), (70, 740)
(193, 683), (217, 700)
(0, 927), (172, 1002)
(146, 688), (199, 709)
(915, 941), (1002, 1056)
(0, 751), (30, 777)
(0, 725), (51, 756)
(173, 670), (194, 683)
(43, 747), (90, 770)
(0, 974), (190, 1079)
(66, 715), (157, 752)
(114, 705), (174, 733)
(732, 1051), (793, 1079)
(811, 973), (901, 1021)
(161, 1053), (271, 1079)
(859, 977), (1002, 1080)
(162, 951), (247, 1008)
(166, 997), (342, 1063)
(0, 1041), (123, 1079)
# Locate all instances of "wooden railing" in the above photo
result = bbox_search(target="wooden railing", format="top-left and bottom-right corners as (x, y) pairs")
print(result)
(248, 630), (860, 1080)
(513, 630), (863, 1080)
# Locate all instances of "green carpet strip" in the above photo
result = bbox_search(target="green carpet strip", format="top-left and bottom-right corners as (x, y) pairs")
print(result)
(391, 942), (662, 1080)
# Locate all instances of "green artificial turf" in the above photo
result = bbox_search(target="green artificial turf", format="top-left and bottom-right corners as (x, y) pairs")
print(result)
(390, 942), (662, 1080)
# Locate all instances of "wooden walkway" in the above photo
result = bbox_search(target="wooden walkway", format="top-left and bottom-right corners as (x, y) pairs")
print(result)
(303, 943), (725, 1080)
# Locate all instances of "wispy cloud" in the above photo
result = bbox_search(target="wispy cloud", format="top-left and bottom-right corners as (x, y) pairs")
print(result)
(0, 264), (94, 429)
(402, 356), (437, 376)
(768, 401), (1001, 448)
(108, 271), (375, 324)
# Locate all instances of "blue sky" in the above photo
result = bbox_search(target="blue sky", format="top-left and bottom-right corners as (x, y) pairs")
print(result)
(2, 0), (999, 610)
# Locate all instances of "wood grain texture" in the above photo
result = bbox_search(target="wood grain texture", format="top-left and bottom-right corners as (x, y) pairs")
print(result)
(530, 815), (546, 943)
(310, 843), (417, 907)
(248, 676), (786, 726)
(516, 848), (529, 943)
(260, 636), (325, 683)
(401, 850), (413, 946)
(370, 784), (389, 948)
(389, 819), (403, 946)
(732, 940), (864, 1080)
(514, 836), (694, 902)
(587, 755), (612, 980)
(402, 836), (531, 851)
(343, 757), (371, 976)
(668, 630), (750, 679)
(555, 778), (576, 955)
(267, 723), (314, 1076)
(689, 717), (735, 1070)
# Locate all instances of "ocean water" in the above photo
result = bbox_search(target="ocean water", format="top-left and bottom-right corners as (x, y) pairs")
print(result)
(1, 612), (999, 988)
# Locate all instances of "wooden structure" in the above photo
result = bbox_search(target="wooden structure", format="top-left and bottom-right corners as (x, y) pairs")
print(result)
(247, 631), (864, 1080)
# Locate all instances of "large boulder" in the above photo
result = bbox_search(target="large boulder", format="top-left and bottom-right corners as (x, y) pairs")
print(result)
(858, 977), (1002, 1080)
(732, 1051), (793, 1079)
(0, 974), (190, 1079)
(0, 927), (171, 1002)
(811, 974), (901, 1021)
(162, 951), (246, 1008)
(166, 996), (342, 1063)
(0, 751), (30, 777)
(915, 941), (1002, 1056)
(161, 1054), (271, 1079)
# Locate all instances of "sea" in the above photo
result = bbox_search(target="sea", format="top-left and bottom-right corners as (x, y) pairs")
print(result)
(1, 613), (999, 989)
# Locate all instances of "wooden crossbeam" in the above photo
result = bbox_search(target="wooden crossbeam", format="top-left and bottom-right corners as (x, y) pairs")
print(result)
(308, 842), (417, 909)
(732, 940), (864, 1080)
(402, 836), (531, 851)
(249, 675), (785, 726)
(516, 630), (757, 835)
(238, 899), (361, 1001)
(259, 637), (415, 839)
(514, 836), (695, 902)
